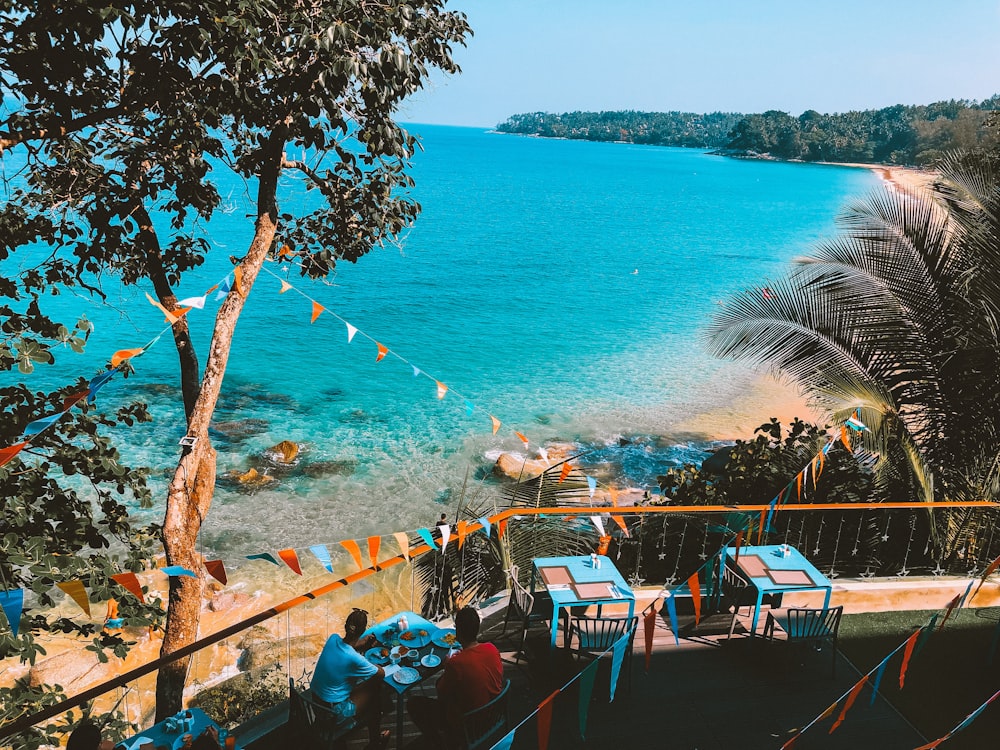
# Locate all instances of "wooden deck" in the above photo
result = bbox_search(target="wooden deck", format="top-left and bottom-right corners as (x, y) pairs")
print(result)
(249, 600), (927, 750)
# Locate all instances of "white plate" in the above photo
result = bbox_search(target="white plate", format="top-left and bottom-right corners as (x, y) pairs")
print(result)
(392, 666), (420, 685)
(421, 654), (441, 668)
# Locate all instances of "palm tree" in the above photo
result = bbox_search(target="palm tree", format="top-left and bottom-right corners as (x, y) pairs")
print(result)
(707, 153), (1000, 557)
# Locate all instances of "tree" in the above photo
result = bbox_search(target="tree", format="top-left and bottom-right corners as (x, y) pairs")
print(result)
(707, 151), (1000, 557)
(1, 0), (471, 720)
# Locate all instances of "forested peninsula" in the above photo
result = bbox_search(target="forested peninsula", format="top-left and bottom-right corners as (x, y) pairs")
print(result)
(496, 96), (1000, 166)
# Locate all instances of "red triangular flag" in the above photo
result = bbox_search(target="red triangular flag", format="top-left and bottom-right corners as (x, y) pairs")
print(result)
(375, 342), (388, 362)
(643, 606), (657, 673)
(829, 676), (867, 733)
(278, 548), (302, 575)
(497, 518), (508, 540)
(898, 629), (921, 688)
(110, 572), (145, 603)
(688, 572), (701, 625)
(537, 690), (559, 750)
(734, 530), (744, 562)
(973, 553), (1000, 600)
(63, 391), (88, 410)
(0, 442), (28, 467)
(367, 536), (381, 568)
(341, 539), (364, 571)
(204, 559), (228, 585)
(310, 301), (324, 323)
(757, 508), (767, 544)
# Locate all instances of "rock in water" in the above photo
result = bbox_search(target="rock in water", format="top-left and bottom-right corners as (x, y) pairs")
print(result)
(266, 440), (299, 464)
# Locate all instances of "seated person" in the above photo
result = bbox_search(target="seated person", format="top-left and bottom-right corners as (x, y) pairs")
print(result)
(66, 721), (114, 750)
(407, 606), (503, 748)
(310, 608), (390, 749)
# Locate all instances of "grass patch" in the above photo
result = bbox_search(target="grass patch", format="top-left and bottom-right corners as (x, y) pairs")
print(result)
(838, 607), (1000, 749)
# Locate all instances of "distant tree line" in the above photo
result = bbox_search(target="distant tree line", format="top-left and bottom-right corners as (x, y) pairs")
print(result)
(496, 96), (1000, 166)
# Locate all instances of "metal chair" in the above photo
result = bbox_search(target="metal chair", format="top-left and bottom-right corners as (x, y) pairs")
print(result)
(287, 678), (358, 749)
(567, 615), (639, 695)
(499, 566), (552, 659)
(763, 605), (844, 676)
(717, 565), (753, 640)
(462, 679), (511, 750)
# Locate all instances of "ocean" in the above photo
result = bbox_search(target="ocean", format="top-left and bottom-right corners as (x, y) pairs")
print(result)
(3, 125), (877, 555)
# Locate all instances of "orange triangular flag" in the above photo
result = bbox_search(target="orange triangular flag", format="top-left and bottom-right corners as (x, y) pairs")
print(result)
(816, 450), (825, 481)
(393, 532), (410, 561)
(233, 265), (243, 296)
(204, 559), (228, 585)
(376, 342), (388, 361)
(277, 548), (302, 575)
(898, 629), (921, 688)
(456, 520), (468, 550)
(497, 518), (508, 540)
(757, 508), (767, 544)
(311, 301), (324, 323)
(57, 580), (91, 616)
(111, 348), (144, 368)
(367, 536), (381, 568)
(110, 572), (145, 603)
(489, 415), (501, 435)
(817, 702), (839, 722)
(340, 539), (364, 571)
(830, 676), (867, 733)
(840, 425), (852, 451)
(734, 530), (744, 561)
(558, 463), (573, 483)
(611, 514), (629, 537)
(514, 432), (529, 448)
(688, 572), (701, 625)
(278, 244), (293, 257)
(796, 471), (803, 501)
(609, 486), (619, 506)
(435, 380), (447, 400)
(973, 553), (1000, 600)
(145, 292), (179, 324)
(537, 690), (560, 750)
(0, 442), (28, 467)
(279, 279), (292, 294)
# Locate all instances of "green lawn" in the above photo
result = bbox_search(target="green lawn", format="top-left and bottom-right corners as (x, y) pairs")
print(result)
(838, 607), (1000, 749)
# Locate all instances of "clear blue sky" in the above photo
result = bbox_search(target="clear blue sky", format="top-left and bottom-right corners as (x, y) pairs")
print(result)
(401, 0), (1000, 127)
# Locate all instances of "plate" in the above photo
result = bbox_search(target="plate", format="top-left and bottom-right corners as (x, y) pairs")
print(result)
(421, 653), (441, 668)
(398, 628), (431, 647)
(365, 646), (390, 665)
(406, 648), (421, 660)
(392, 666), (420, 685)
(431, 629), (459, 649)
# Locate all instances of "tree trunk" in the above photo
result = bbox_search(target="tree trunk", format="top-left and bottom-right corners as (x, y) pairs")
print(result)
(154, 131), (285, 719)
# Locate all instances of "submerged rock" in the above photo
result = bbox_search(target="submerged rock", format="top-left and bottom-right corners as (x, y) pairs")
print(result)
(265, 440), (300, 464)
(220, 466), (278, 493)
(238, 633), (326, 672)
(300, 459), (357, 478)
(211, 418), (270, 441)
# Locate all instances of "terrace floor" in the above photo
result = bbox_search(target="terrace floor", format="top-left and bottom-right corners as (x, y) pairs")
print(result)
(249, 598), (927, 750)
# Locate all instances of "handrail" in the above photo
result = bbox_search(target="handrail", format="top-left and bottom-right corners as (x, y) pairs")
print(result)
(4, 499), (997, 740)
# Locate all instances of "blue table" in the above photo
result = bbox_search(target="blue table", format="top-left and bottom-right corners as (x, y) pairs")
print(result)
(726, 544), (832, 637)
(532, 555), (635, 649)
(116, 707), (233, 750)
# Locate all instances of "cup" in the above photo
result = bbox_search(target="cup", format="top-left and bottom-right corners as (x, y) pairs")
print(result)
(390, 648), (401, 666)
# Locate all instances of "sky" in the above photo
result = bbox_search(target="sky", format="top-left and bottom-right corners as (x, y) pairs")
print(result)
(401, 0), (1000, 127)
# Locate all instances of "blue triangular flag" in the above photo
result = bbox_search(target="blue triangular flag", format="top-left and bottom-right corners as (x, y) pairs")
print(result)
(478, 516), (491, 538)
(412, 365), (421, 377)
(23, 413), (62, 436)
(87, 370), (117, 402)
(309, 544), (334, 573)
(417, 527), (438, 551)
(666, 593), (679, 646)
(246, 553), (280, 566)
(464, 400), (475, 416)
(0, 589), (24, 637)
(869, 657), (888, 706)
(160, 566), (196, 578)
(578, 657), (599, 739)
(764, 498), (777, 533)
(587, 475), (597, 498)
(489, 728), (515, 750)
(609, 632), (627, 701)
(215, 274), (232, 300)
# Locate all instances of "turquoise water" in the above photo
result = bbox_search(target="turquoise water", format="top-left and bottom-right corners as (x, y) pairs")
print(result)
(3, 126), (876, 552)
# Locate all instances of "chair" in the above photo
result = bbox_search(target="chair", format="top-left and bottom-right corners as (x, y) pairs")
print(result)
(287, 678), (358, 749)
(716, 565), (753, 640)
(499, 566), (552, 659)
(567, 615), (639, 695)
(462, 679), (511, 750)
(763, 605), (844, 676)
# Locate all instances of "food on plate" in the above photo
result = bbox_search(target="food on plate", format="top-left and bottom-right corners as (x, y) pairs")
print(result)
(417, 629), (428, 637)
(400, 630), (415, 641)
(379, 648), (389, 658)
(441, 632), (457, 645)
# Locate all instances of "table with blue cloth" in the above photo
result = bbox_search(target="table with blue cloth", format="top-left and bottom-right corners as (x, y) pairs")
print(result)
(115, 707), (233, 750)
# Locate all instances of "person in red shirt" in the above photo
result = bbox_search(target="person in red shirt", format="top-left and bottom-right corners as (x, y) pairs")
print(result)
(408, 606), (503, 748)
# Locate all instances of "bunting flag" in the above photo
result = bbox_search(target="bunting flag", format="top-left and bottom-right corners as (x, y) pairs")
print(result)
(537, 447), (549, 464)
(412, 365), (421, 377)
(973, 553), (1000, 599)
(490, 415), (501, 435)
(63, 391), (88, 410)
(796, 472), (803, 502)
(940, 580), (976, 630)
(278, 548), (303, 575)
(590, 515), (605, 537)
(417, 527), (438, 551)
(587, 475), (597, 498)
(608, 486), (619, 506)
(393, 532), (411, 561)
(491, 729), (516, 750)
(346, 323), (358, 342)
(278, 244), (293, 258)
(376, 342), (388, 361)
(496, 519), (508, 541)
(204, 559), (228, 585)
(340, 540), (364, 571)
(898, 628), (921, 688)
(0, 589), (24, 637)
(536, 690), (559, 750)
(145, 292), (179, 324)
(232, 265), (243, 296)
(215, 274), (232, 300)
(776, 486), (787, 507)
(869, 657), (888, 706)
(951, 687), (1000, 734)
(178, 294), (208, 308)
(688, 572), (701, 625)
(438, 524), (451, 553)
(57, 580), (91, 616)
(611, 514), (629, 537)
(558, 462), (573, 483)
(88, 369), (117, 401)
(367, 536), (381, 568)
(816, 450), (826, 481)
(915, 615), (937, 657)
(643, 606), (657, 672)
(829, 676), (867, 733)
(756, 508), (767, 544)
(845, 412), (867, 431)
(311, 301), (324, 323)
(515, 431), (529, 449)
(456, 521), (468, 550)
(111, 347), (145, 368)
(435, 380), (448, 400)
(840, 425), (852, 450)
(764, 498), (777, 533)
(734, 530), (744, 562)
(464, 400), (475, 416)
(913, 741), (945, 750)
(665, 593), (680, 645)
(160, 566), (196, 578)
(23, 414), (62, 436)
(246, 553), (280, 566)
(477, 517), (491, 539)
(279, 279), (293, 294)
(578, 658), (599, 740)
(110, 572), (145, 603)
(309, 545), (335, 573)
(609, 633), (627, 701)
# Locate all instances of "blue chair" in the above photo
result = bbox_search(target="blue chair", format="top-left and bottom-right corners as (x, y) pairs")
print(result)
(462, 679), (511, 750)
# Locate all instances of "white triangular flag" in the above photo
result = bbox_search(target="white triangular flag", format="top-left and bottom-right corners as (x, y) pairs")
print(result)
(438, 524), (451, 553)
(591, 515), (605, 536)
(346, 323), (358, 343)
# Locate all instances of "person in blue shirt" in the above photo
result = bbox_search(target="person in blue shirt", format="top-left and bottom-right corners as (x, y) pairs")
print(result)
(311, 608), (389, 748)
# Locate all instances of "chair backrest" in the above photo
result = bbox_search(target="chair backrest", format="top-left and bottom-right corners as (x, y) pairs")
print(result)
(784, 606), (843, 640)
(509, 577), (534, 619)
(572, 615), (639, 652)
(463, 679), (511, 750)
(719, 566), (751, 610)
(288, 678), (355, 741)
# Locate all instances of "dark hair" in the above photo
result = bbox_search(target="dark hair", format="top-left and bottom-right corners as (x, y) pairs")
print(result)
(454, 606), (480, 642)
(191, 731), (221, 750)
(67, 721), (102, 750)
(345, 608), (368, 637)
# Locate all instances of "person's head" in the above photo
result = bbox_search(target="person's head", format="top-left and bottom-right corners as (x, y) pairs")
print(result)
(67, 721), (102, 750)
(344, 607), (369, 642)
(454, 606), (480, 645)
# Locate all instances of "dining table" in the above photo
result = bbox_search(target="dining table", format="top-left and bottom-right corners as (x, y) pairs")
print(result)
(531, 554), (635, 649)
(115, 707), (234, 750)
(726, 543), (833, 637)
(360, 610), (457, 749)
